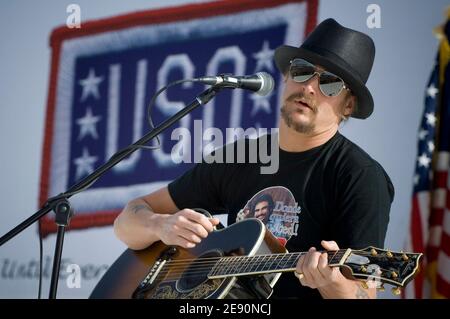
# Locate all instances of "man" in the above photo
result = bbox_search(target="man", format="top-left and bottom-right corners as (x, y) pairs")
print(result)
(251, 193), (274, 223)
(114, 19), (394, 299)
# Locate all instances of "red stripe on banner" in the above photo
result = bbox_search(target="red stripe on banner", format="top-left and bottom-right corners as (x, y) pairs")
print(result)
(39, 44), (62, 207)
(429, 207), (444, 227)
(434, 171), (448, 189)
(40, 210), (121, 238)
(50, 0), (317, 45)
(305, 0), (318, 36)
(436, 273), (450, 298)
(38, 39), (62, 237)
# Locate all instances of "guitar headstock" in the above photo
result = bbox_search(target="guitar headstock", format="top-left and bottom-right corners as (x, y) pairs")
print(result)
(341, 247), (422, 294)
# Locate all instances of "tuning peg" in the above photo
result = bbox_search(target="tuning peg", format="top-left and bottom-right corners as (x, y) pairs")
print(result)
(361, 282), (369, 289)
(391, 271), (398, 279)
(360, 266), (367, 273)
(371, 248), (378, 256)
(377, 284), (385, 292)
(402, 253), (409, 261)
(391, 287), (401, 296)
(386, 251), (393, 258)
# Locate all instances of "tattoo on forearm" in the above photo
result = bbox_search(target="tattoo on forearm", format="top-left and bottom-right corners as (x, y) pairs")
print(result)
(131, 204), (149, 214)
(356, 284), (370, 299)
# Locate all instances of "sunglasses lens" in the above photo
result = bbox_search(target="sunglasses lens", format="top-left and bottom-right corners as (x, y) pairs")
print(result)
(289, 59), (346, 97)
(319, 72), (345, 96)
(290, 60), (316, 83)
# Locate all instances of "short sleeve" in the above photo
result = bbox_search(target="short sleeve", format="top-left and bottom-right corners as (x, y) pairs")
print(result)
(168, 162), (227, 213)
(331, 163), (394, 249)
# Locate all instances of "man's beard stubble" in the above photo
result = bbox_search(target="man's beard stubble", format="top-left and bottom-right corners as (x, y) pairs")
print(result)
(280, 92), (317, 134)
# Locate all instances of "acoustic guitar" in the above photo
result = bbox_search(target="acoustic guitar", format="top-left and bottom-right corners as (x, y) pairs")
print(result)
(90, 218), (422, 299)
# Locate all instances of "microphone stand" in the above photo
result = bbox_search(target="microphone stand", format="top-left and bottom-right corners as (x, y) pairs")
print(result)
(0, 84), (224, 299)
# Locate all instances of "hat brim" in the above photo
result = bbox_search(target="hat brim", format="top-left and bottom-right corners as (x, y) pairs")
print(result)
(274, 45), (374, 119)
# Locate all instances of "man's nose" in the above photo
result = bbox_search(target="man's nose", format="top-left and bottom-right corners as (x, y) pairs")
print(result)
(294, 73), (319, 96)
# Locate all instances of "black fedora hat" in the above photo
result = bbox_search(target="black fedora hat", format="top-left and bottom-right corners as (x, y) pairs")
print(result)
(274, 18), (375, 119)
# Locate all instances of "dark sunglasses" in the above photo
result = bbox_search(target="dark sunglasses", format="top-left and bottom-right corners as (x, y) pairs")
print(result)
(289, 58), (350, 97)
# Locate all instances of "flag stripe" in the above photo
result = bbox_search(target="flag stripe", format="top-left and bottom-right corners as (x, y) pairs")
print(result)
(412, 195), (425, 252)
(430, 208), (444, 227)
(437, 250), (450, 283)
(441, 230), (450, 257)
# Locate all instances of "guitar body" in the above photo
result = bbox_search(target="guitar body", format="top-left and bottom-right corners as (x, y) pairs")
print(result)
(90, 219), (286, 299)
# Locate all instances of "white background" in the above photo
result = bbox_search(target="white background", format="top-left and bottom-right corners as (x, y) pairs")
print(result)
(0, 0), (448, 298)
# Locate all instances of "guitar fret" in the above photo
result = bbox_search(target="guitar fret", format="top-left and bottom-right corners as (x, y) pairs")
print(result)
(256, 256), (265, 272)
(260, 255), (272, 272)
(209, 259), (220, 277)
(281, 254), (291, 269)
(287, 253), (298, 269)
(241, 256), (251, 274)
(329, 249), (346, 264)
(231, 256), (241, 274)
(224, 257), (236, 275)
(266, 255), (278, 271)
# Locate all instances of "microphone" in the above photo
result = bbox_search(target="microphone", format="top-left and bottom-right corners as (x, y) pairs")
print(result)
(194, 72), (274, 96)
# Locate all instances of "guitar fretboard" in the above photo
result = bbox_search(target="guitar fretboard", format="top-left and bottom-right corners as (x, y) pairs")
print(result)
(208, 249), (348, 278)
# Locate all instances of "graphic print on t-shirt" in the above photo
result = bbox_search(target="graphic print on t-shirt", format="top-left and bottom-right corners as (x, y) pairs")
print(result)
(236, 186), (301, 246)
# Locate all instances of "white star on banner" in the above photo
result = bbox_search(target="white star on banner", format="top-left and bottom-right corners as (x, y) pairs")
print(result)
(425, 113), (436, 126)
(253, 41), (275, 72)
(74, 147), (98, 180)
(79, 68), (103, 101)
(249, 92), (273, 116)
(418, 129), (428, 140)
(76, 107), (101, 140)
(417, 153), (431, 168)
(427, 84), (438, 98)
(428, 141), (435, 152)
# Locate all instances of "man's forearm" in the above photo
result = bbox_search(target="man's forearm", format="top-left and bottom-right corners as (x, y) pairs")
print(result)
(318, 275), (376, 299)
(114, 199), (167, 250)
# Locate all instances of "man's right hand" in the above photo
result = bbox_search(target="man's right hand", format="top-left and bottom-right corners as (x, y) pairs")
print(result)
(156, 209), (220, 249)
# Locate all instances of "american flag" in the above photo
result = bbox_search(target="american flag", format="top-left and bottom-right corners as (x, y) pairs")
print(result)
(404, 20), (450, 299)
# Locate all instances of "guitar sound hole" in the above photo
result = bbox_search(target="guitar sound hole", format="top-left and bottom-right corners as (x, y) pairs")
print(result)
(176, 250), (222, 292)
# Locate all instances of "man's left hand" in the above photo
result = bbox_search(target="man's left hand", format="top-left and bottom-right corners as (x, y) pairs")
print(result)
(295, 240), (341, 289)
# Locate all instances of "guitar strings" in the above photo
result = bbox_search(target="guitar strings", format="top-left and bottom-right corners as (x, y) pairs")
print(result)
(149, 250), (362, 275)
(152, 253), (305, 280)
(158, 262), (398, 281)
(158, 264), (398, 282)
(162, 250), (342, 265)
(142, 251), (397, 281)
(155, 250), (399, 267)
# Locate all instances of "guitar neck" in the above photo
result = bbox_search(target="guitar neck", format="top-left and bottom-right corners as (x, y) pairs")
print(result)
(208, 249), (351, 279)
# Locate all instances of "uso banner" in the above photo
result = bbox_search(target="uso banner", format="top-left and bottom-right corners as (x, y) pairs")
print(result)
(39, 0), (318, 237)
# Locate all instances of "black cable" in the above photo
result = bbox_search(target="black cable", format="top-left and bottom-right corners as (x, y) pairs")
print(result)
(38, 219), (43, 299)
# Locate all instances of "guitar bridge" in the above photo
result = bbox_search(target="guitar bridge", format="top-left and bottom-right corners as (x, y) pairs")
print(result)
(132, 246), (178, 299)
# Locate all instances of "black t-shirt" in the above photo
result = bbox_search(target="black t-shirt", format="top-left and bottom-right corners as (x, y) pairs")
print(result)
(168, 132), (394, 299)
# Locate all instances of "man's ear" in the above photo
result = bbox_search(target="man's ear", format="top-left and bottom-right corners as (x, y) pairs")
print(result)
(343, 94), (356, 117)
